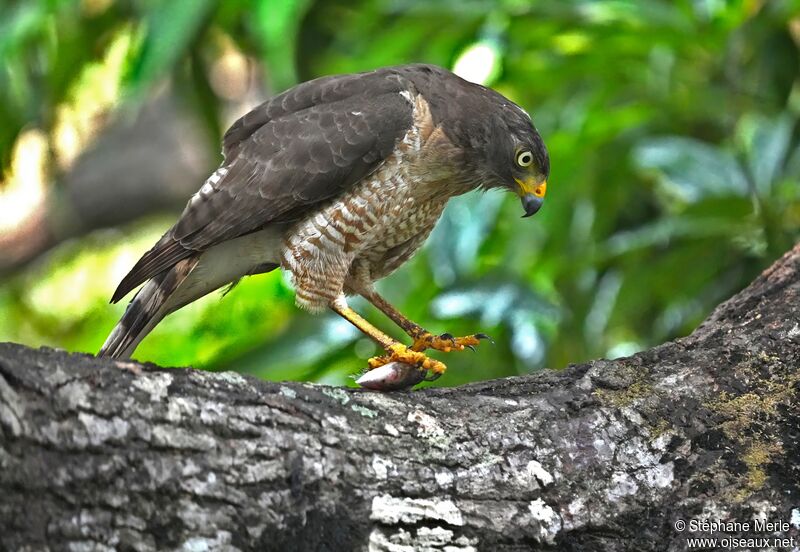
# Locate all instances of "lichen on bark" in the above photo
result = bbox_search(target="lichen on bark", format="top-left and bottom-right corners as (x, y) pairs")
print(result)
(1, 244), (799, 551)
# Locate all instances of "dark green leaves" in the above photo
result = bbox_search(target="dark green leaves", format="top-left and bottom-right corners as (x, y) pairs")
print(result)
(634, 137), (749, 202)
(126, 0), (216, 98)
(0, 0), (798, 386)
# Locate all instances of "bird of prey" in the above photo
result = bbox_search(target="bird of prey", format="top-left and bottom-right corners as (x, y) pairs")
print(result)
(99, 63), (549, 384)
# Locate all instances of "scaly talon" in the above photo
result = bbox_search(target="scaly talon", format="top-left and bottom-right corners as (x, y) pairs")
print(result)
(424, 370), (443, 382)
(411, 331), (489, 353)
(368, 343), (447, 376)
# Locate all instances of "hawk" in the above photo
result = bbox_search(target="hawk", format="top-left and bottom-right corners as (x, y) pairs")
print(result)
(99, 64), (549, 385)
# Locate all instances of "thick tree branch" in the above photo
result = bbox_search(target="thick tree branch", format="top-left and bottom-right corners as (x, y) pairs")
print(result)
(1, 245), (799, 551)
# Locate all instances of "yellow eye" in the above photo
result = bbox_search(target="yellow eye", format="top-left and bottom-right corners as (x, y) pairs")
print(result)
(516, 150), (533, 167)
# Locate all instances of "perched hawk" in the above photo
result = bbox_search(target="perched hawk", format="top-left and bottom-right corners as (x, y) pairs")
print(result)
(99, 64), (549, 384)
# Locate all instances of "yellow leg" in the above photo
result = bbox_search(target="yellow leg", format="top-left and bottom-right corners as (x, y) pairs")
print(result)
(358, 289), (490, 353)
(330, 296), (446, 375)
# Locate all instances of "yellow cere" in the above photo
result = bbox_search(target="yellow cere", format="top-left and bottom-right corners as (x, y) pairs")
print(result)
(515, 177), (547, 198)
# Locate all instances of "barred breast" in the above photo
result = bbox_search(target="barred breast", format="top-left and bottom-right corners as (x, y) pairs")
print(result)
(280, 160), (446, 311)
(279, 91), (471, 312)
(278, 106), (440, 309)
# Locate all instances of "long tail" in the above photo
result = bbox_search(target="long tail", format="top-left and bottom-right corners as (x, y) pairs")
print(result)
(98, 228), (283, 359)
(98, 257), (200, 358)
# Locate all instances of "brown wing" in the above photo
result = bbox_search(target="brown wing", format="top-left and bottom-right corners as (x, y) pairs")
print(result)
(222, 68), (414, 159)
(111, 69), (416, 303)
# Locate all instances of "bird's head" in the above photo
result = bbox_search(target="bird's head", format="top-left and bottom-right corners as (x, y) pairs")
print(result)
(509, 129), (549, 218)
(478, 101), (549, 218)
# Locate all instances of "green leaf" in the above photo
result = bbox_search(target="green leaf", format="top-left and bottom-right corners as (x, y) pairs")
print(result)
(634, 136), (749, 202)
(736, 113), (793, 197)
(254, 0), (313, 92)
(126, 0), (216, 96)
(600, 207), (756, 259)
(431, 279), (558, 368)
(426, 192), (505, 285)
(232, 314), (358, 381)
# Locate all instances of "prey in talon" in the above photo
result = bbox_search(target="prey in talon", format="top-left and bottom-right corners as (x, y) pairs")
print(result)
(98, 64), (549, 389)
(356, 362), (429, 391)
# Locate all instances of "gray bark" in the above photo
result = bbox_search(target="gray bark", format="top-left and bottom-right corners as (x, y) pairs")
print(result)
(1, 244), (799, 552)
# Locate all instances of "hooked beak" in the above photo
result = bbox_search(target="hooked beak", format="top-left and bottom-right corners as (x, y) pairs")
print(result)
(515, 177), (547, 218)
(521, 193), (544, 217)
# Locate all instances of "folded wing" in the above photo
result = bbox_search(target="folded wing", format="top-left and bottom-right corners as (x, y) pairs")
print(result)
(111, 70), (416, 303)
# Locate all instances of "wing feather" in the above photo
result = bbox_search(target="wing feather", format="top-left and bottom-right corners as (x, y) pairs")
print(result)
(111, 72), (415, 303)
(222, 68), (412, 159)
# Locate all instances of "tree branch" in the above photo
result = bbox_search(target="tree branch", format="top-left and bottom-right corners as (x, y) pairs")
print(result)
(0, 93), (214, 277)
(1, 244), (799, 551)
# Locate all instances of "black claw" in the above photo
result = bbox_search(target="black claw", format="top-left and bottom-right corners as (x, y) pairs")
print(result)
(439, 332), (454, 342)
(475, 333), (494, 344)
(466, 345), (476, 352)
(424, 370), (443, 382)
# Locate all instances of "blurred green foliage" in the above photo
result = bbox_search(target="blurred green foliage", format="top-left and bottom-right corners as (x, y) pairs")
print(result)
(1, 0), (798, 387)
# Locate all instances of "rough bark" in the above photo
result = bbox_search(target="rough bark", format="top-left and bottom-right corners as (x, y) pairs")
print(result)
(1, 245), (799, 552)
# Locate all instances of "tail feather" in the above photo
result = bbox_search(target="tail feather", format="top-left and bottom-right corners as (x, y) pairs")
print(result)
(98, 257), (199, 359)
(99, 227), (285, 359)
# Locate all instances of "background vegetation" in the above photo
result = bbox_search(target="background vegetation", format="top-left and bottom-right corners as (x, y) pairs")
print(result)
(1, 0), (798, 387)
